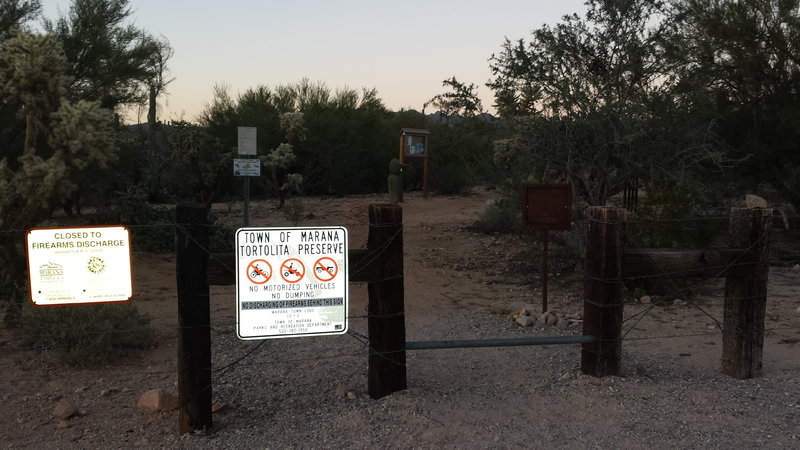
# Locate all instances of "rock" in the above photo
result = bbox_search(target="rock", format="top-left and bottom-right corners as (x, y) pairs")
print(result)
(512, 308), (530, 319)
(793, 265), (800, 272)
(74, 386), (89, 394)
(136, 389), (179, 412)
(52, 399), (80, 421)
(537, 313), (548, 324)
(346, 391), (358, 400)
(795, 306), (800, 314)
(640, 295), (652, 304)
(673, 299), (686, 306)
(100, 388), (119, 397)
(212, 403), (230, 413)
(334, 385), (347, 398)
(556, 317), (569, 328)
(516, 315), (535, 327)
(745, 194), (768, 209)
(545, 313), (558, 326)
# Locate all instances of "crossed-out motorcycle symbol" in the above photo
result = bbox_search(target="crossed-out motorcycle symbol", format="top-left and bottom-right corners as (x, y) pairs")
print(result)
(280, 259), (305, 283)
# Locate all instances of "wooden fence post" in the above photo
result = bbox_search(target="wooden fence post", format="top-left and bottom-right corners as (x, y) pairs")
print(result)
(722, 207), (772, 378)
(175, 204), (212, 433)
(367, 203), (407, 399)
(582, 207), (626, 377)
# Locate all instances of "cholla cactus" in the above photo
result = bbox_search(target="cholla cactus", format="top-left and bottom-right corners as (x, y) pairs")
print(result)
(259, 112), (304, 208)
(0, 32), (115, 229)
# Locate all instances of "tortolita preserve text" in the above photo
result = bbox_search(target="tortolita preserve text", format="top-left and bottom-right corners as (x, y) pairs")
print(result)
(239, 229), (345, 257)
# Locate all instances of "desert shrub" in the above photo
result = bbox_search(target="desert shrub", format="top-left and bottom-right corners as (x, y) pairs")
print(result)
(473, 199), (519, 234)
(100, 187), (236, 253)
(207, 212), (236, 253)
(281, 198), (306, 226)
(100, 187), (174, 252)
(623, 183), (728, 298)
(17, 302), (154, 367)
(431, 157), (468, 195)
(626, 184), (727, 249)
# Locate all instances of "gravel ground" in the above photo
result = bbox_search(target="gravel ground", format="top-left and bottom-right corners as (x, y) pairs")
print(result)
(1, 191), (798, 449)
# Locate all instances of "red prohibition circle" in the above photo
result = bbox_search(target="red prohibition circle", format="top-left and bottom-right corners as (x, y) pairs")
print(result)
(280, 258), (305, 283)
(246, 259), (272, 284)
(313, 257), (338, 282)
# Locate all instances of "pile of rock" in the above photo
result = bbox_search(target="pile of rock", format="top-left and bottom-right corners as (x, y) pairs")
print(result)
(509, 308), (583, 329)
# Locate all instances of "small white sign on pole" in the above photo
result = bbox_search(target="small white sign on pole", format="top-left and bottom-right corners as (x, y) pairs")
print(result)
(234, 158), (261, 176)
(237, 126), (257, 155)
(26, 226), (133, 306)
(235, 226), (348, 340)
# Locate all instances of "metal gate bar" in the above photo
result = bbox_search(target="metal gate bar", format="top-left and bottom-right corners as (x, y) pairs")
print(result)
(405, 335), (595, 351)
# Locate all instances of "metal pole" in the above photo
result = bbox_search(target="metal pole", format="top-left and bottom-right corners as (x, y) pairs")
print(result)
(541, 229), (549, 313)
(243, 176), (250, 227)
(406, 335), (595, 350)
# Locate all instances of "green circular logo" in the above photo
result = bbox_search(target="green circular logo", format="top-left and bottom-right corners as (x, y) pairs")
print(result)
(87, 256), (106, 274)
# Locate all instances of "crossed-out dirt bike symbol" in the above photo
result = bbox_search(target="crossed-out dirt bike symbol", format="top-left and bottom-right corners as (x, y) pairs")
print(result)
(280, 258), (305, 283)
(246, 259), (272, 284)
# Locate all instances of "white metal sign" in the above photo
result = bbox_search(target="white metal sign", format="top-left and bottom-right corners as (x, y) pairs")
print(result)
(235, 226), (348, 340)
(26, 226), (133, 306)
(237, 126), (257, 155)
(234, 158), (261, 176)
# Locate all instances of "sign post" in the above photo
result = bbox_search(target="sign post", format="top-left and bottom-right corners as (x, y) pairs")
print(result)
(237, 127), (258, 227)
(235, 226), (349, 339)
(26, 226), (133, 306)
(522, 184), (573, 313)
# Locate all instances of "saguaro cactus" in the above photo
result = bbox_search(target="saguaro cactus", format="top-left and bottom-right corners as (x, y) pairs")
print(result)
(388, 159), (403, 204)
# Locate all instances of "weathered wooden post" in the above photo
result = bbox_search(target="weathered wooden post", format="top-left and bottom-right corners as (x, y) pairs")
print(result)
(367, 203), (406, 398)
(582, 207), (626, 377)
(175, 204), (212, 433)
(721, 207), (772, 378)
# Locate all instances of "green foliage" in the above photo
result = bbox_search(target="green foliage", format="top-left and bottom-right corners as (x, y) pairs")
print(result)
(424, 78), (499, 194)
(0, 31), (67, 122)
(45, 0), (171, 112)
(17, 302), (154, 367)
(100, 186), (173, 252)
(281, 198), (306, 226)
(166, 120), (229, 206)
(0, 1), (41, 43)
(425, 77), (484, 118)
(0, 31), (116, 230)
(487, 0), (729, 207)
(99, 186), (235, 253)
(626, 183), (728, 249)
(473, 199), (519, 234)
(666, 0), (800, 211)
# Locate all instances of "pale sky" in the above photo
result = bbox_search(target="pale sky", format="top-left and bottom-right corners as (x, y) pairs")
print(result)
(39, 0), (588, 123)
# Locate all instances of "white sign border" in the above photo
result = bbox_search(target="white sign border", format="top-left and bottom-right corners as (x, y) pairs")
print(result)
(235, 226), (349, 340)
(26, 225), (134, 307)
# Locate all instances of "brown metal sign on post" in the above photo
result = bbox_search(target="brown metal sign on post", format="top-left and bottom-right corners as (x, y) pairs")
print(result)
(399, 128), (430, 199)
(522, 184), (573, 313)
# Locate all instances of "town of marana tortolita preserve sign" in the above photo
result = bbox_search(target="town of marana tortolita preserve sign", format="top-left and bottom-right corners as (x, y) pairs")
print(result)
(26, 226), (133, 306)
(235, 226), (349, 340)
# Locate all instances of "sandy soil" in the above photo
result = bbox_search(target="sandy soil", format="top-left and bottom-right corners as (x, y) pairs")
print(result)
(1, 189), (798, 449)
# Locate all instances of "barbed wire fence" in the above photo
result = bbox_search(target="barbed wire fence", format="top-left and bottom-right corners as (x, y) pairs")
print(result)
(0, 205), (798, 430)
(1, 213), (797, 353)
